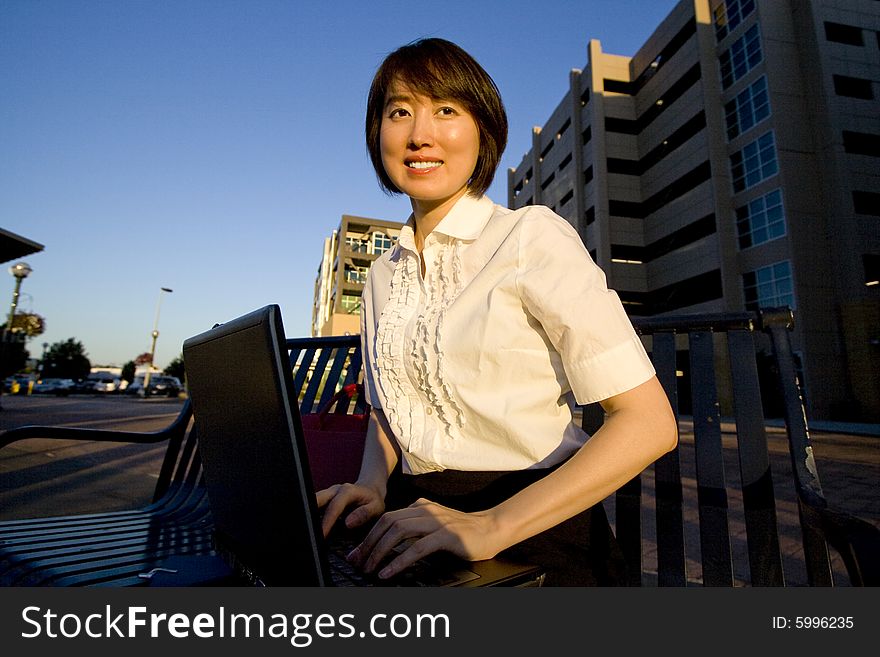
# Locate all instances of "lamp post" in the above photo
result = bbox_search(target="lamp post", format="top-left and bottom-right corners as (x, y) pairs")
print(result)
(6, 262), (32, 330)
(1, 262), (32, 409)
(143, 287), (173, 393)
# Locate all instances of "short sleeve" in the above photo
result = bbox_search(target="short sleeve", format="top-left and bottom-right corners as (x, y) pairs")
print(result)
(515, 208), (655, 404)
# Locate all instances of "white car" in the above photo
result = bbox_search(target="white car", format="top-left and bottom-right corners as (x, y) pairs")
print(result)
(87, 374), (122, 393)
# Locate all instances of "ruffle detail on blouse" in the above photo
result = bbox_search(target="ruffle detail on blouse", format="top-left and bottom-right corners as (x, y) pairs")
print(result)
(411, 239), (467, 435)
(374, 249), (422, 450)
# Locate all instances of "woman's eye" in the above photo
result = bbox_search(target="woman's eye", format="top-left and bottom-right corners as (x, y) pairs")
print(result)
(438, 106), (457, 116)
(388, 108), (410, 118)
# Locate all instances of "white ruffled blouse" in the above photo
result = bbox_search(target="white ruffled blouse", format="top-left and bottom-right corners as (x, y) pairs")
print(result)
(360, 194), (655, 475)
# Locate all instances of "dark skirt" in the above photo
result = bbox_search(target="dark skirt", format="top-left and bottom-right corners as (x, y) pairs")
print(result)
(385, 466), (629, 586)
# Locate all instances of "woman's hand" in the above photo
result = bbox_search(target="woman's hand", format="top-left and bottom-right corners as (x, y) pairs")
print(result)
(346, 498), (502, 579)
(316, 482), (385, 538)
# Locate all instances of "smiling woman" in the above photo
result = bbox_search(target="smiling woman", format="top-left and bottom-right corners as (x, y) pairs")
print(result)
(314, 37), (679, 587)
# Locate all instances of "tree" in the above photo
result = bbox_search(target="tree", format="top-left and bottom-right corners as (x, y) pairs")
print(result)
(41, 339), (91, 380)
(0, 333), (29, 379)
(7, 312), (46, 338)
(164, 354), (185, 383)
(121, 360), (136, 385)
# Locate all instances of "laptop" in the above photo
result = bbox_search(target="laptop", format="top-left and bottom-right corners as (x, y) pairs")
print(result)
(181, 304), (545, 587)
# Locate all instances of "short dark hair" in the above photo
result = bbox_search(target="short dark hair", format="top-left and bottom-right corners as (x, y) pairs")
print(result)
(365, 38), (508, 197)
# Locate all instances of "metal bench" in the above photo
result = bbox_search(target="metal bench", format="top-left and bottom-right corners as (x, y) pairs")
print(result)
(0, 335), (362, 586)
(1, 312), (877, 586)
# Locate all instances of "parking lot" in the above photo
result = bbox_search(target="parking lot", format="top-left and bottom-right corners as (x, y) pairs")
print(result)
(0, 393), (188, 521)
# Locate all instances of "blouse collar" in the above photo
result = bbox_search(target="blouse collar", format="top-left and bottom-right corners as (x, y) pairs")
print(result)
(398, 194), (495, 254)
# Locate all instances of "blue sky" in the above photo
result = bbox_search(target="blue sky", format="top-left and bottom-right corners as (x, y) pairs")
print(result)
(1, 0), (679, 370)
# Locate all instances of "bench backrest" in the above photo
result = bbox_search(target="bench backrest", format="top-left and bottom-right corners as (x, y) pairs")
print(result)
(582, 307), (850, 586)
(151, 335), (364, 501)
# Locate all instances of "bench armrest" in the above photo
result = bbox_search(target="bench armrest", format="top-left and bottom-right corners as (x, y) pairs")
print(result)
(820, 507), (880, 586)
(0, 400), (193, 450)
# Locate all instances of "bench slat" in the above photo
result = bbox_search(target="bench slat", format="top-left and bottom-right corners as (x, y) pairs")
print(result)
(727, 327), (784, 586)
(651, 330), (687, 587)
(689, 329), (733, 586)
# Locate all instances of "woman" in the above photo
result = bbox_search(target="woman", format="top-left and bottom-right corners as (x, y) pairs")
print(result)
(317, 38), (677, 586)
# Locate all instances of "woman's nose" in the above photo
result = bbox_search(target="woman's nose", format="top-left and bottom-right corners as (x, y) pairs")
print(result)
(408, 112), (435, 148)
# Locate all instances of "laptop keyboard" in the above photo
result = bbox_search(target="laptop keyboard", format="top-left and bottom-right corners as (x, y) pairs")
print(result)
(326, 538), (480, 587)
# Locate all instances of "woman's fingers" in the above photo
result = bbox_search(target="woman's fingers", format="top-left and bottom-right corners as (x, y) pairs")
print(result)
(349, 500), (489, 577)
(317, 483), (383, 537)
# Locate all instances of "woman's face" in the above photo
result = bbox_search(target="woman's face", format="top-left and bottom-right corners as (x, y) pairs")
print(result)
(380, 79), (480, 216)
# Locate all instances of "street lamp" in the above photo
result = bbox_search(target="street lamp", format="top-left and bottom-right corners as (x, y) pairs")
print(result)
(143, 287), (172, 392)
(7, 261), (32, 330)
(1, 262), (32, 408)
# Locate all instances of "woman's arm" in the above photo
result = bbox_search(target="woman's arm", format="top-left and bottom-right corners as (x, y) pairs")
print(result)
(316, 407), (401, 537)
(485, 374), (677, 549)
(349, 375), (677, 577)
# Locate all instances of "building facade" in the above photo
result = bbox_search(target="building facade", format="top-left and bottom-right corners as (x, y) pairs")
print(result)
(312, 215), (403, 337)
(507, 0), (879, 421)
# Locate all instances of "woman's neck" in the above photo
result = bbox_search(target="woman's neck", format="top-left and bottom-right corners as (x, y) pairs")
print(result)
(410, 188), (470, 252)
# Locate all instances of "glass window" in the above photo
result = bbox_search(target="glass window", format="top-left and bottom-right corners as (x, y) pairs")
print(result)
(343, 265), (368, 285)
(719, 24), (762, 89)
(743, 261), (794, 310)
(730, 131), (777, 192)
(714, 0), (756, 41)
(725, 75), (770, 140)
(736, 189), (785, 249)
(340, 294), (361, 314)
(371, 232), (395, 255)
(345, 235), (369, 253)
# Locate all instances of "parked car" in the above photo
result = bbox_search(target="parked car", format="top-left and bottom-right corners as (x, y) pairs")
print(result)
(126, 375), (182, 398)
(3, 375), (33, 393)
(86, 373), (123, 393)
(32, 378), (76, 396)
(148, 375), (182, 397)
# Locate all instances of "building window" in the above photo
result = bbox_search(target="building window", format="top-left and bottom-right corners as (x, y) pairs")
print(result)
(863, 254), (880, 287)
(833, 75), (874, 100)
(560, 190), (574, 207)
(853, 191), (880, 215)
(344, 264), (368, 285)
(842, 130), (880, 156)
(340, 294), (361, 314)
(372, 232), (394, 255)
(714, 0), (756, 41)
(345, 235), (370, 254)
(725, 75), (770, 140)
(736, 189), (785, 249)
(743, 261), (794, 311)
(719, 24), (762, 90)
(730, 131), (777, 192)
(824, 22), (864, 46)
(559, 153), (572, 171)
(557, 118), (571, 139)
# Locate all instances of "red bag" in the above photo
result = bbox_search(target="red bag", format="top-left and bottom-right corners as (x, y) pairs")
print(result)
(300, 383), (369, 491)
